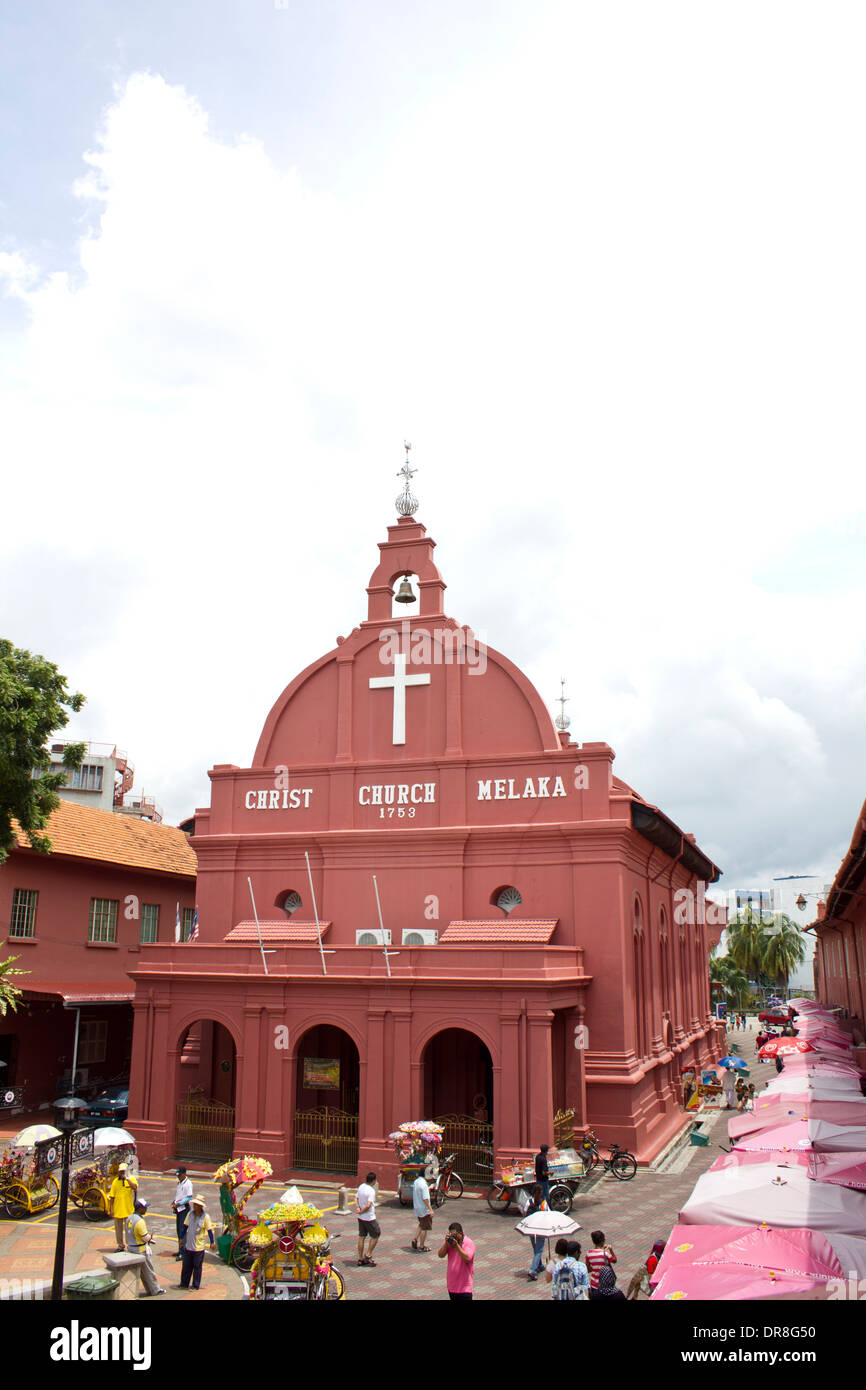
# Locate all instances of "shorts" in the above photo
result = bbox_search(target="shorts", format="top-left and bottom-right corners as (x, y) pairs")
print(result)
(417, 1214), (433, 1231)
(358, 1219), (381, 1239)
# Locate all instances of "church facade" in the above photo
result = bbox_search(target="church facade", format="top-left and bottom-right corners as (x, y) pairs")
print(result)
(128, 505), (722, 1181)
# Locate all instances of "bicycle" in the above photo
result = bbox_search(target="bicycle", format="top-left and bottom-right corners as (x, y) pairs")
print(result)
(579, 1130), (637, 1181)
(430, 1153), (464, 1207)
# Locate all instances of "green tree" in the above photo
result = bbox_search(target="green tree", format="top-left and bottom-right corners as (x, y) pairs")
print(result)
(0, 639), (86, 862)
(725, 905), (769, 985)
(763, 917), (807, 992)
(709, 949), (751, 1011)
(0, 954), (26, 1016)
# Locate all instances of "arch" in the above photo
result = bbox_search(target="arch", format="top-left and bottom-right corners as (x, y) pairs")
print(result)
(288, 1011), (366, 1058)
(274, 889), (303, 917)
(491, 885), (522, 916)
(293, 1021), (360, 1174)
(421, 1025), (496, 1122)
(414, 1015), (499, 1065)
(173, 1010), (242, 1057)
(174, 1014), (238, 1163)
(633, 893), (644, 936)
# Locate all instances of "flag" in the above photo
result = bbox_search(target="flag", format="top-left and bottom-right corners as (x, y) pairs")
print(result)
(175, 902), (181, 942)
(189, 907), (199, 942)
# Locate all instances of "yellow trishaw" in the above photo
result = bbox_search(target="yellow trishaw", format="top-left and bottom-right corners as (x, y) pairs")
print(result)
(69, 1127), (138, 1221)
(1, 1127), (61, 1219)
(248, 1200), (345, 1300)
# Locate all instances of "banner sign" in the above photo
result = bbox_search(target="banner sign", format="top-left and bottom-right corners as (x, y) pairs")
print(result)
(303, 1057), (340, 1090)
(0, 1086), (24, 1109)
(34, 1127), (94, 1177)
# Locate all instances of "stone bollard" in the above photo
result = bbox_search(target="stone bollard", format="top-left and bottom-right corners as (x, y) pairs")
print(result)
(337, 1185), (351, 1213)
(102, 1251), (145, 1302)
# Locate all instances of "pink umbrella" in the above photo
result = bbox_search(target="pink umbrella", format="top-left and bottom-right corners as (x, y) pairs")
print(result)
(782, 1057), (861, 1077)
(736, 1118), (866, 1153)
(808, 1153), (866, 1190)
(729, 1098), (866, 1138)
(649, 1224), (754, 1286)
(678, 1162), (866, 1236)
(697, 1225), (843, 1279)
(651, 1265), (828, 1300)
(760, 1038), (815, 1058)
(711, 1149), (811, 1173)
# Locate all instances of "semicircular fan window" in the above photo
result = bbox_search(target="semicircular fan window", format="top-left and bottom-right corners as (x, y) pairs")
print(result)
(283, 892), (303, 917)
(496, 887), (522, 916)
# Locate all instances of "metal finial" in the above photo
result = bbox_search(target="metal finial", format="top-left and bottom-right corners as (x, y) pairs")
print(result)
(395, 440), (419, 516)
(554, 677), (571, 732)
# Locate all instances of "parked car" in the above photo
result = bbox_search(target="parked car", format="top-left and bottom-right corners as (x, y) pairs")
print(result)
(83, 1086), (129, 1125)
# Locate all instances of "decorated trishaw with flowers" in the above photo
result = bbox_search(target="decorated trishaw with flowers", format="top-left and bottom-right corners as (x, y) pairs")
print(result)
(214, 1155), (274, 1271)
(70, 1127), (138, 1221)
(247, 1197), (345, 1301)
(390, 1121), (446, 1206)
(1, 1128), (61, 1219)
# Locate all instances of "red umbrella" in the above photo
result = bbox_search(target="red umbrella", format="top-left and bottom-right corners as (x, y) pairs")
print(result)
(760, 1038), (815, 1058)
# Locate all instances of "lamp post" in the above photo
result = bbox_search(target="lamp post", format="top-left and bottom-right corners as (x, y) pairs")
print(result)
(50, 1097), (89, 1302)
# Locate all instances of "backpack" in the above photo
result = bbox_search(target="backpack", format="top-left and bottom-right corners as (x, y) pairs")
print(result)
(553, 1258), (580, 1301)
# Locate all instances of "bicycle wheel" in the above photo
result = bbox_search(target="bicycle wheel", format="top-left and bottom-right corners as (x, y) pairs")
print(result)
(82, 1186), (106, 1221)
(43, 1174), (60, 1211)
(548, 1184), (573, 1214)
(611, 1153), (637, 1181)
(231, 1236), (256, 1271)
(4, 1183), (30, 1220)
(445, 1173), (464, 1200)
(486, 1185), (510, 1214)
(431, 1185), (446, 1209)
(324, 1265), (345, 1300)
(581, 1145), (599, 1174)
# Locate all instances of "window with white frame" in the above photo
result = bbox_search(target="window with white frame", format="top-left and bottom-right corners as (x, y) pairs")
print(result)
(140, 903), (159, 943)
(89, 898), (118, 943)
(10, 888), (38, 937)
(78, 1020), (107, 1065)
(70, 764), (104, 792)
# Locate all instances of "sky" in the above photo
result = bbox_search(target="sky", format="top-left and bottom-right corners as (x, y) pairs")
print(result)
(1, 1), (865, 894)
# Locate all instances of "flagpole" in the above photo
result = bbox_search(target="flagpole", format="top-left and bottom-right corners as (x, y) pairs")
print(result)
(305, 852), (328, 977)
(247, 877), (270, 976)
(372, 875), (392, 979)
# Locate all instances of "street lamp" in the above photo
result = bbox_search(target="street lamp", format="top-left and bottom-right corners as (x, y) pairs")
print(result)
(50, 1096), (89, 1302)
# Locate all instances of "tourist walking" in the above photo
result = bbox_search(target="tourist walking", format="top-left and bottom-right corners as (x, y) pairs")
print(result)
(437, 1221), (475, 1300)
(172, 1165), (193, 1259)
(178, 1194), (215, 1291)
(411, 1169), (434, 1252)
(544, 1238), (589, 1300)
(586, 1230), (617, 1290)
(355, 1171), (380, 1267)
(535, 1143), (551, 1204)
(524, 1184), (548, 1280)
(108, 1162), (139, 1252)
(125, 1198), (165, 1297)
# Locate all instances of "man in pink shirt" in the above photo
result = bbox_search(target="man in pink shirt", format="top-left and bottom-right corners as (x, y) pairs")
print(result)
(438, 1222), (475, 1300)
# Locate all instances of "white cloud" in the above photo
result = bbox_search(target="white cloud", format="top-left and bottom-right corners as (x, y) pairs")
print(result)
(1, 18), (865, 891)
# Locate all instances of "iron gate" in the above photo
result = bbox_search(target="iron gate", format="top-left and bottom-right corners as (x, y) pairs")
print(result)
(174, 1100), (235, 1164)
(293, 1107), (359, 1174)
(433, 1113), (494, 1186)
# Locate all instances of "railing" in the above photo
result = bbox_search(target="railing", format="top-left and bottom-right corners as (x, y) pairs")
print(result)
(293, 1107), (358, 1175)
(553, 1107), (575, 1148)
(432, 1114), (494, 1186)
(175, 1101), (235, 1163)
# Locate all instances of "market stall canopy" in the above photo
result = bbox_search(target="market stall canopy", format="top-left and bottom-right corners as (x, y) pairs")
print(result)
(652, 1224), (866, 1286)
(736, 1119), (866, 1154)
(678, 1162), (866, 1236)
(732, 1099), (866, 1136)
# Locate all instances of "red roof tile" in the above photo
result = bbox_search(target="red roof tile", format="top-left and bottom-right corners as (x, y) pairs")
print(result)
(12, 800), (196, 879)
(440, 920), (558, 943)
(224, 920), (332, 943)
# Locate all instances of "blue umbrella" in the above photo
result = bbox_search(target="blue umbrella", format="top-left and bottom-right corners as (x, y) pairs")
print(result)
(718, 1055), (748, 1070)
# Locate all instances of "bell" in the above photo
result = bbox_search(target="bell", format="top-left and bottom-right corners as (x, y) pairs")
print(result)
(394, 577), (416, 604)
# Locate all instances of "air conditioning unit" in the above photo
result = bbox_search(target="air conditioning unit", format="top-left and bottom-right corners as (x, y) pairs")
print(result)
(402, 929), (438, 946)
(356, 930), (392, 946)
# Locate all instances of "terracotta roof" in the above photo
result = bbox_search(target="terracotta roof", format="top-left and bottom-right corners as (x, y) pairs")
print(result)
(21, 981), (135, 1003)
(440, 919), (558, 943)
(12, 800), (196, 879)
(224, 920), (332, 943)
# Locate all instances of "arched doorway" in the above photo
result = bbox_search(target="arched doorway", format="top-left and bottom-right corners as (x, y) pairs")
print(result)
(292, 1025), (360, 1175)
(174, 1019), (237, 1163)
(422, 1028), (494, 1185)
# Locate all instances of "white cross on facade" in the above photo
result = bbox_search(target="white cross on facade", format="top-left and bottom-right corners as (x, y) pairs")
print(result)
(369, 653), (431, 745)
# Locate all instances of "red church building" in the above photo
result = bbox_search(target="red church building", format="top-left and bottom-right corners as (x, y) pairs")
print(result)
(128, 490), (722, 1182)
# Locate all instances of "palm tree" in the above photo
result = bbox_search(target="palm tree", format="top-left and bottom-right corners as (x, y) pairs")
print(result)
(709, 950), (751, 1011)
(762, 918), (806, 995)
(0, 955), (26, 1016)
(725, 905), (768, 985)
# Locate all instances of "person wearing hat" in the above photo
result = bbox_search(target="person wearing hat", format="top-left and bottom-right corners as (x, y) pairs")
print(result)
(126, 1198), (165, 1296)
(172, 1166), (194, 1259)
(178, 1194), (215, 1291)
(108, 1162), (139, 1252)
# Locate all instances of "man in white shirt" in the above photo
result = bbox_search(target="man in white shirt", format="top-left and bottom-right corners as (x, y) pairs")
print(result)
(172, 1166), (194, 1260)
(355, 1171), (381, 1267)
(412, 1171), (434, 1252)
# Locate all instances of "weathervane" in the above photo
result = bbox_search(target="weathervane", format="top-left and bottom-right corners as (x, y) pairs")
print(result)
(395, 441), (419, 517)
(554, 677), (571, 732)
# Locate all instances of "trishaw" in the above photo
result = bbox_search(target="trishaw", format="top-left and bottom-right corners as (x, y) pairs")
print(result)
(248, 1200), (345, 1300)
(1, 1125), (61, 1219)
(214, 1155), (274, 1271)
(486, 1153), (576, 1215)
(70, 1127), (138, 1221)
(390, 1121), (463, 1206)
